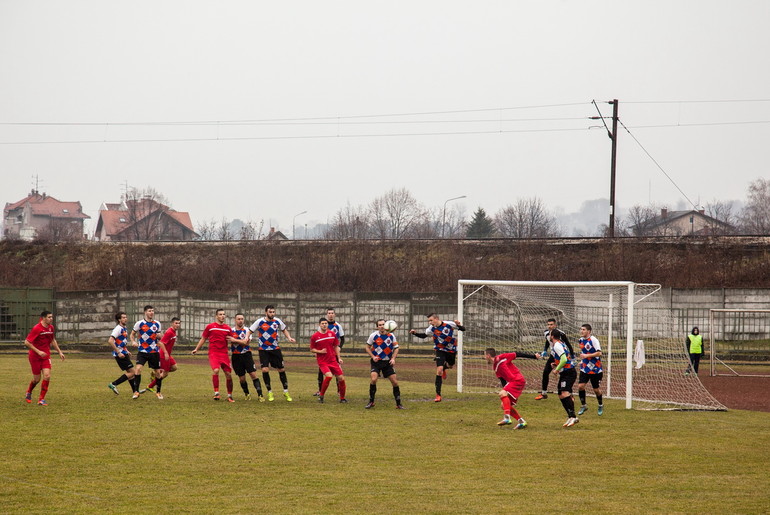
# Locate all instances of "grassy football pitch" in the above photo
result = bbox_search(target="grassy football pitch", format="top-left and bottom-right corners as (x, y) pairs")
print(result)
(1, 354), (769, 514)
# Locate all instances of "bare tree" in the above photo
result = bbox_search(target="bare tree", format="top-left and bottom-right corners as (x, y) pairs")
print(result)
(35, 218), (83, 242)
(215, 218), (234, 241)
(196, 218), (218, 240)
(740, 178), (770, 234)
(123, 186), (172, 241)
(239, 219), (263, 240)
(624, 204), (661, 236)
(324, 202), (372, 240)
(369, 188), (427, 239)
(494, 198), (559, 238)
(705, 200), (738, 235)
(441, 205), (467, 238)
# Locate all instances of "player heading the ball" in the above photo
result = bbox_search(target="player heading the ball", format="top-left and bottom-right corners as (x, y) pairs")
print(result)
(365, 319), (404, 409)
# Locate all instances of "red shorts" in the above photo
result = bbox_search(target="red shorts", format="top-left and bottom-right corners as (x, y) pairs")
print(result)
(319, 362), (344, 377)
(208, 352), (232, 373)
(28, 351), (52, 375)
(503, 377), (526, 402)
(160, 356), (177, 371)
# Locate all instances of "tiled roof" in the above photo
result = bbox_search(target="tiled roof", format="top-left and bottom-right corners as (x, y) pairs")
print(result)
(4, 192), (90, 220)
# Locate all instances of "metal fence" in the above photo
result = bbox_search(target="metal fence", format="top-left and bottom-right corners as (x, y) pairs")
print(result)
(1, 289), (457, 352)
(2, 288), (768, 355)
(0, 288), (54, 340)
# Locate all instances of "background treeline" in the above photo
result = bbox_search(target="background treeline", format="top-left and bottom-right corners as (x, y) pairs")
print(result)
(1, 237), (768, 292)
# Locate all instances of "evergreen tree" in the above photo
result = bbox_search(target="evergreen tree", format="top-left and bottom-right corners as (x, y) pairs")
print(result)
(466, 207), (496, 238)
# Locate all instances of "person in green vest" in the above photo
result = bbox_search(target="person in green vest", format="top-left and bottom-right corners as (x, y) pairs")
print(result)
(685, 327), (704, 375)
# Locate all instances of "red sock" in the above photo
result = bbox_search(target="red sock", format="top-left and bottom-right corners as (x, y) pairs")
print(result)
(148, 378), (157, 389)
(226, 377), (233, 395)
(39, 380), (50, 401)
(212, 374), (220, 391)
(320, 376), (332, 396)
(338, 379), (347, 399)
(510, 407), (521, 420)
(501, 396), (512, 416)
(27, 380), (37, 394)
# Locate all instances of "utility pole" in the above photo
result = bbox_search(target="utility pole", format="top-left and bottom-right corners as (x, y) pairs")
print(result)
(592, 99), (619, 237)
(609, 99), (619, 238)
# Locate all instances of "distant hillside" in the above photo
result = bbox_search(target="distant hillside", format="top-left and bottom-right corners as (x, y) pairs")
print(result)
(1, 237), (768, 291)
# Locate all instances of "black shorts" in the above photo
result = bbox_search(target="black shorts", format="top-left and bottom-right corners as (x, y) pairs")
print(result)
(434, 350), (456, 369)
(258, 349), (284, 370)
(136, 352), (160, 369)
(232, 352), (258, 377)
(114, 356), (135, 371)
(370, 359), (396, 378)
(557, 368), (577, 394)
(579, 371), (603, 389)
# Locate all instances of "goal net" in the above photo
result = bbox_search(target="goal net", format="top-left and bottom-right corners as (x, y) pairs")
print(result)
(457, 280), (725, 410)
(709, 309), (770, 377)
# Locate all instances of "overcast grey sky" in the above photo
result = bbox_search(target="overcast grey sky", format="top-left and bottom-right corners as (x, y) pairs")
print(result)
(2, 1), (769, 236)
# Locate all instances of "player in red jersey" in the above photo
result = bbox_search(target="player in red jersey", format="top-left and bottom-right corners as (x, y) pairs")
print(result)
(484, 347), (539, 429)
(23, 310), (65, 406)
(310, 318), (347, 404)
(144, 317), (181, 399)
(192, 309), (237, 402)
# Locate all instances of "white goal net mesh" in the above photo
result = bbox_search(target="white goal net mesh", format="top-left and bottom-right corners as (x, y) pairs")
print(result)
(709, 309), (770, 377)
(458, 281), (725, 410)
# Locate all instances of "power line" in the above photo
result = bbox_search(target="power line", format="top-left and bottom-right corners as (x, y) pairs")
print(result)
(624, 120), (770, 129)
(624, 99), (770, 105)
(0, 102), (590, 126)
(0, 126), (594, 145)
(0, 116), (589, 127)
(617, 119), (698, 210)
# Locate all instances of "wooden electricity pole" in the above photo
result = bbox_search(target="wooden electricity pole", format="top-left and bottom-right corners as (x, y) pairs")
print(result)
(592, 99), (619, 237)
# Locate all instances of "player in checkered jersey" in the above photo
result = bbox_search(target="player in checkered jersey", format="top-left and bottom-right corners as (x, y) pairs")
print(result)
(365, 319), (404, 409)
(314, 307), (345, 397)
(230, 313), (264, 401)
(577, 323), (604, 416)
(129, 305), (169, 400)
(107, 311), (140, 397)
(246, 305), (296, 402)
(409, 313), (465, 403)
(144, 317), (181, 399)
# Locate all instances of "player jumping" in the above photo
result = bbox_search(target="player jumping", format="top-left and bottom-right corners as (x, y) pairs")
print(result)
(410, 313), (465, 402)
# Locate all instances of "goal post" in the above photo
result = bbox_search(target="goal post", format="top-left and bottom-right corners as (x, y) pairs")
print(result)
(457, 280), (726, 411)
(709, 309), (770, 377)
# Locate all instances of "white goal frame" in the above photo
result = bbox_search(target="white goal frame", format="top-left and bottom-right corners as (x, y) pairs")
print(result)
(709, 309), (770, 377)
(457, 279), (725, 411)
(457, 280), (636, 409)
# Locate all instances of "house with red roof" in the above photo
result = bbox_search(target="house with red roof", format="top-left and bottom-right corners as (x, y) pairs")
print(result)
(3, 190), (90, 241)
(94, 197), (198, 241)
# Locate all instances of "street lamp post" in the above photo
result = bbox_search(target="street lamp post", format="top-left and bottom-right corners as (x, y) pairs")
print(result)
(442, 195), (467, 238)
(292, 210), (307, 239)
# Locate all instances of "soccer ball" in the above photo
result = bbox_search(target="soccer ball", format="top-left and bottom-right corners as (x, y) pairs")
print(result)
(384, 320), (398, 332)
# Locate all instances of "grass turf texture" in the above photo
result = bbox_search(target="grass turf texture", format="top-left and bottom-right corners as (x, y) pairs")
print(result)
(1, 354), (769, 514)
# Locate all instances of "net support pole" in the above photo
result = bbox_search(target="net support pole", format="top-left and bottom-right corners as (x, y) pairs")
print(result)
(606, 294), (613, 398)
(625, 283), (635, 409)
(709, 309), (715, 377)
(457, 280), (464, 393)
